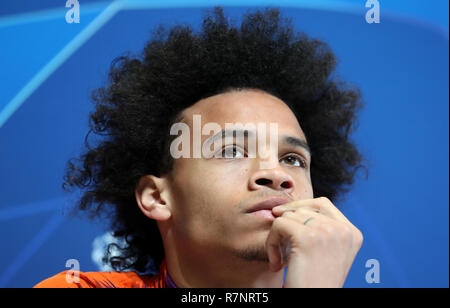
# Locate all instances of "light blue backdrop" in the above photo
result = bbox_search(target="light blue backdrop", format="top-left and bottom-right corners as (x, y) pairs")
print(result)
(0, 0), (448, 288)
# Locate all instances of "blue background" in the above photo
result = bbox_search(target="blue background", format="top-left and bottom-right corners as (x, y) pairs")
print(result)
(0, 0), (448, 288)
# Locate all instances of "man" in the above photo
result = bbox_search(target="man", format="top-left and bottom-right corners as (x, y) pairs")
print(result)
(35, 6), (364, 288)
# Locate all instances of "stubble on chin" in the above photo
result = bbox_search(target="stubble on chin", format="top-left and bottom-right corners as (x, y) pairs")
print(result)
(231, 244), (270, 263)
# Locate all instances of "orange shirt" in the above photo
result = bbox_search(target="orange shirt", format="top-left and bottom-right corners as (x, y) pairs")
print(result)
(34, 259), (171, 288)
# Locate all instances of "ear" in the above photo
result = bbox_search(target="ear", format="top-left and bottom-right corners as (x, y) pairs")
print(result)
(135, 175), (171, 221)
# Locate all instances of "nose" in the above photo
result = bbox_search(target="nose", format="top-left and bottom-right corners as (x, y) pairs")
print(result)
(249, 169), (295, 193)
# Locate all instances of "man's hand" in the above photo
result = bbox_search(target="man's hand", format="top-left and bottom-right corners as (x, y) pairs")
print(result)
(266, 197), (363, 288)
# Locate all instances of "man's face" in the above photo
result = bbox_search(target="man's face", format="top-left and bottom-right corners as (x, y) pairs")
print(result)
(165, 89), (314, 262)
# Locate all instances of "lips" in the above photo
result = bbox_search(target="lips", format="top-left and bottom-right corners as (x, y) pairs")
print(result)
(245, 196), (291, 214)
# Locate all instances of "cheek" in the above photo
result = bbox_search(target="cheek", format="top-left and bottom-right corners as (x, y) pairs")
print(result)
(169, 160), (248, 224)
(208, 165), (249, 195)
(290, 170), (314, 199)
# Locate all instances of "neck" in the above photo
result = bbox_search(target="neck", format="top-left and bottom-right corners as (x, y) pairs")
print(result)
(162, 232), (284, 288)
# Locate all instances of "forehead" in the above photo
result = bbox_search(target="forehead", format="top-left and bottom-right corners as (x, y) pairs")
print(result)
(182, 89), (305, 139)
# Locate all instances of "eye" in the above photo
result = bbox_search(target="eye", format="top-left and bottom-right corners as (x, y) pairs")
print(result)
(217, 145), (246, 159)
(280, 154), (307, 168)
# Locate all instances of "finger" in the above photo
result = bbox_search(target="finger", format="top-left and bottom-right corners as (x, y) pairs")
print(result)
(266, 217), (309, 272)
(279, 209), (322, 226)
(279, 237), (290, 268)
(273, 197), (350, 224)
(272, 200), (320, 217)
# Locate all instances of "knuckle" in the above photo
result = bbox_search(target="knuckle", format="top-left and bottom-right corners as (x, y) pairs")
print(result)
(340, 227), (354, 244)
(303, 230), (318, 244)
(338, 225), (364, 248)
(335, 223), (351, 237)
(354, 228), (364, 247)
(323, 224), (336, 236)
(318, 196), (331, 204)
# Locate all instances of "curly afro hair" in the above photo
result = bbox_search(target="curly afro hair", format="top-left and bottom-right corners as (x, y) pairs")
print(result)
(64, 6), (365, 274)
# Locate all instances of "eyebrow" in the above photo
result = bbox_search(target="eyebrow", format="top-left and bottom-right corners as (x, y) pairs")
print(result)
(282, 136), (311, 156)
(204, 130), (310, 154)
